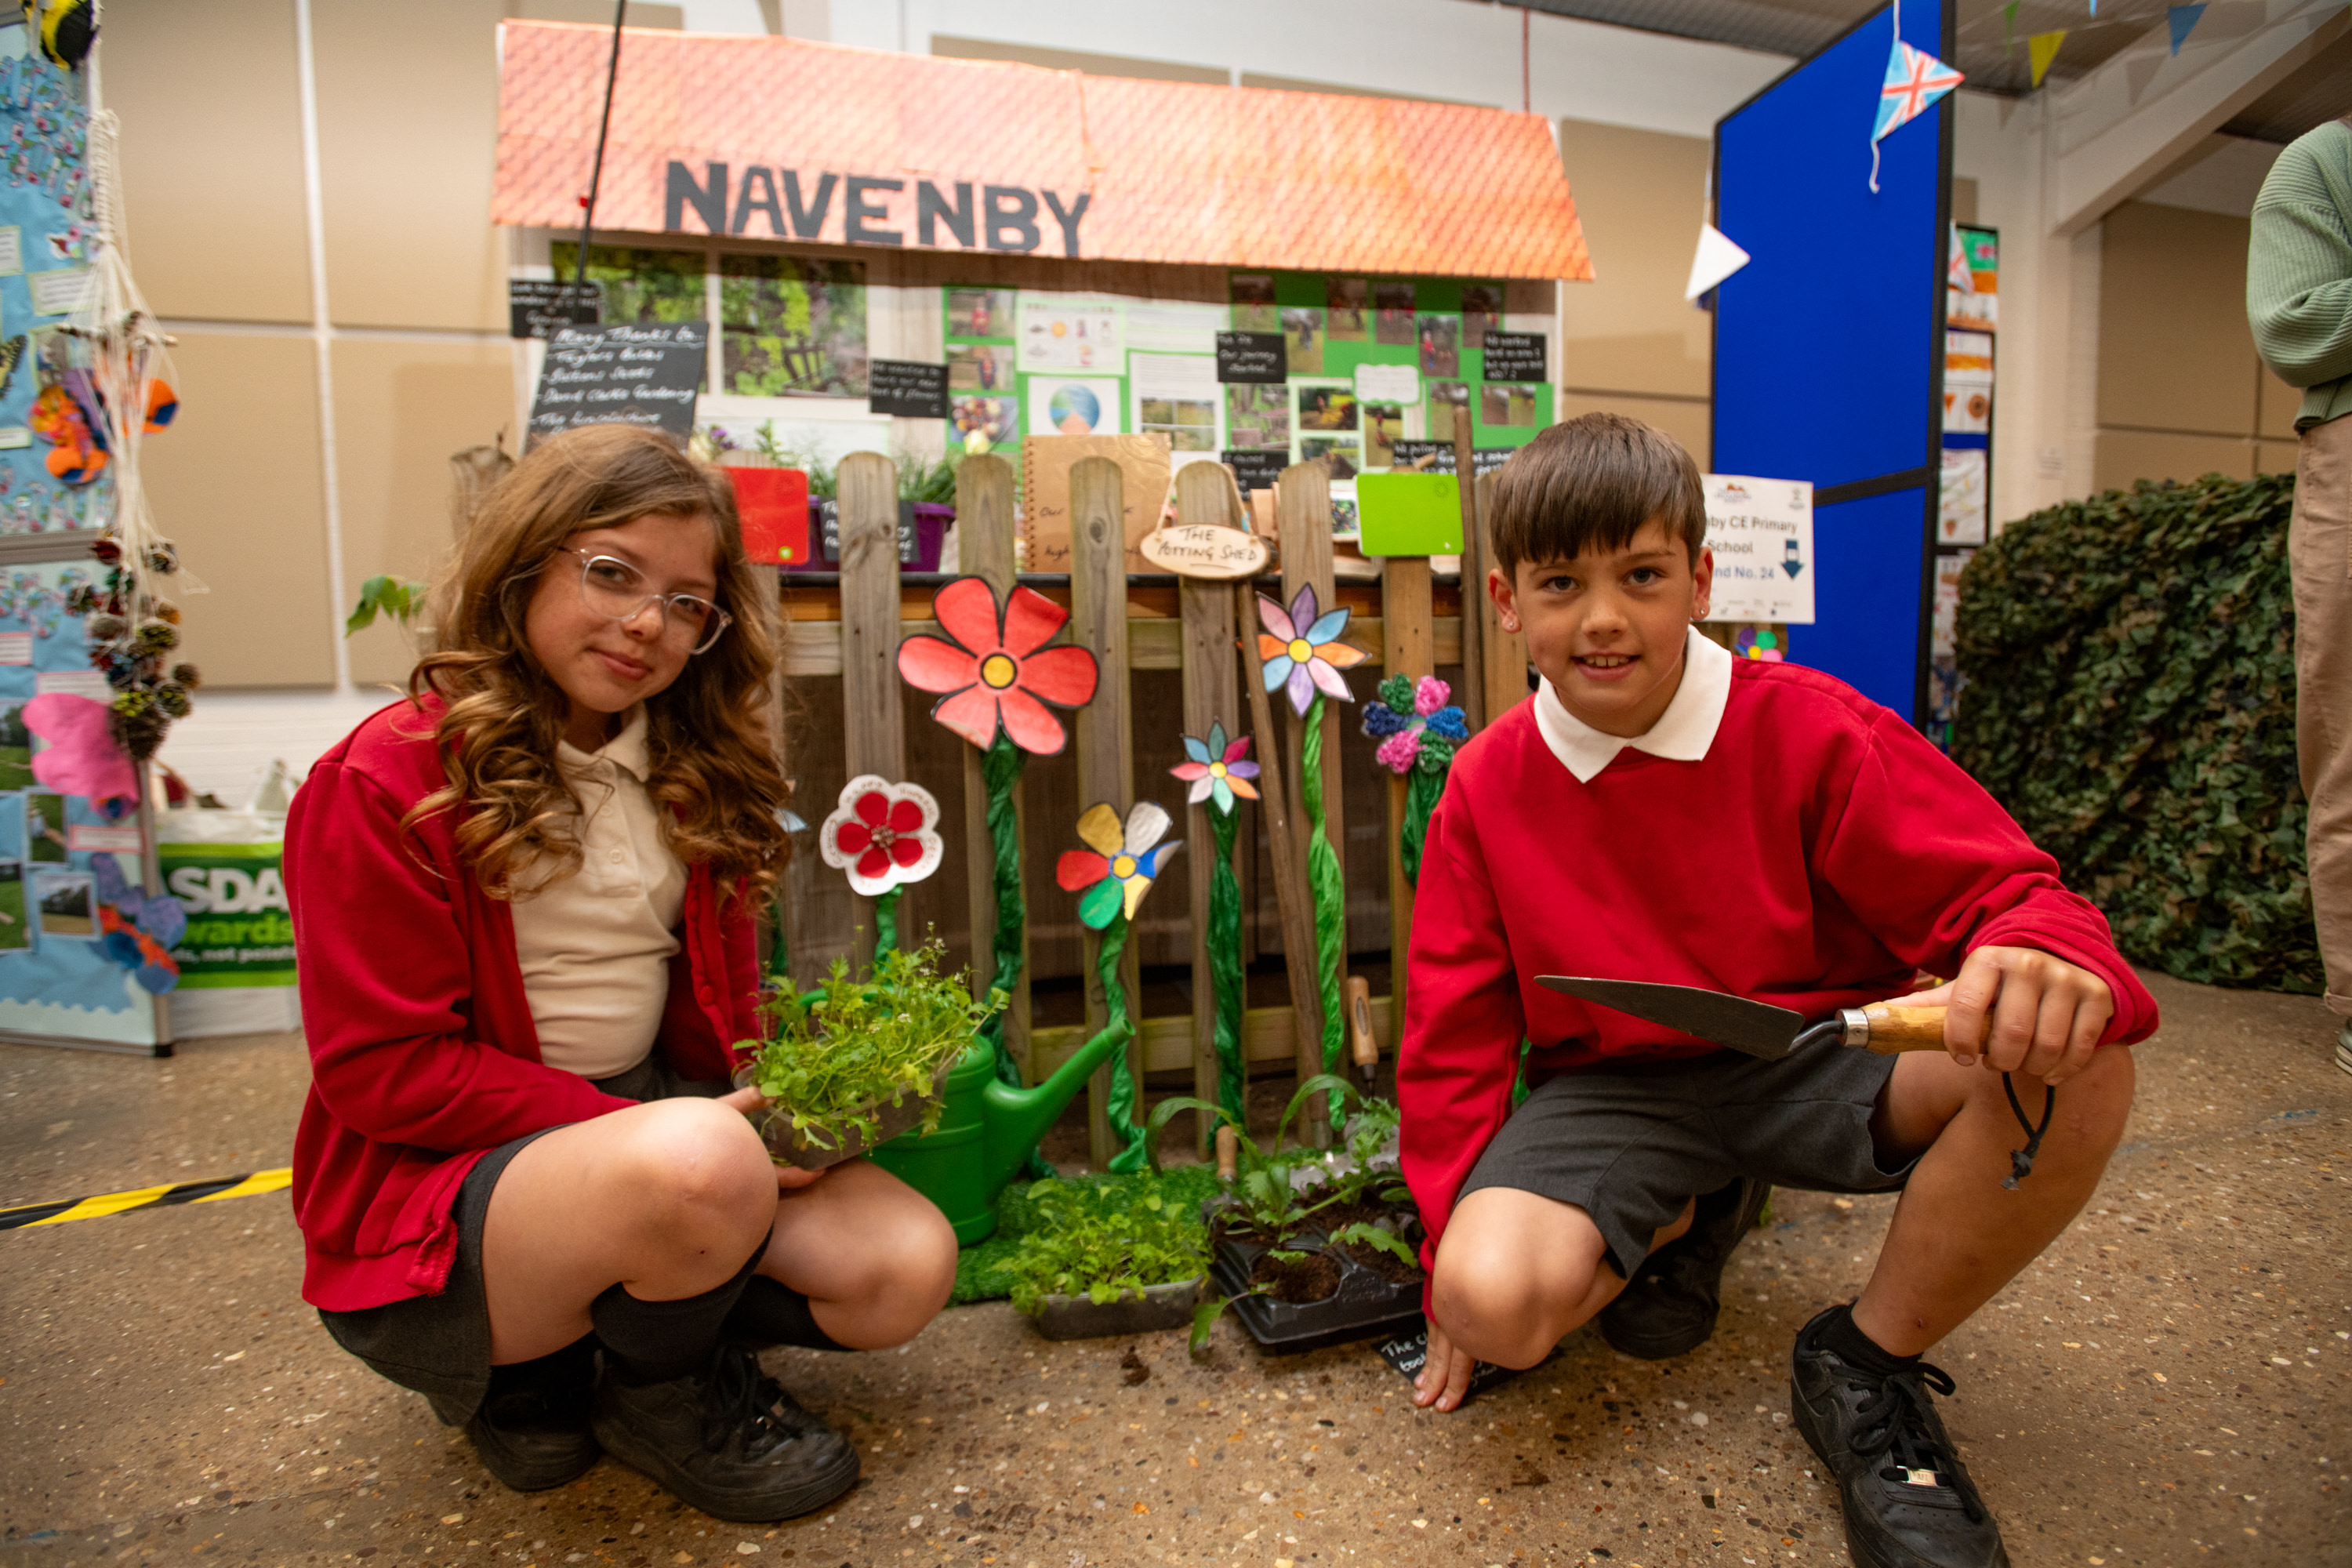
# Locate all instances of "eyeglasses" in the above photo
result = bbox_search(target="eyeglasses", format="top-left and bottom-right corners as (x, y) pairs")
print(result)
(561, 546), (733, 655)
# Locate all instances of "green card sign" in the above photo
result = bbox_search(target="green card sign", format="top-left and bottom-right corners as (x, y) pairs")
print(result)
(1355, 472), (1463, 557)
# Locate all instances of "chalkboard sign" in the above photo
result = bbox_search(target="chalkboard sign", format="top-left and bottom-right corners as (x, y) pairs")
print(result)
(869, 358), (949, 419)
(1223, 449), (1287, 495)
(1390, 441), (1514, 477)
(509, 278), (601, 340)
(1481, 331), (1548, 383)
(528, 321), (708, 445)
(1215, 332), (1287, 383)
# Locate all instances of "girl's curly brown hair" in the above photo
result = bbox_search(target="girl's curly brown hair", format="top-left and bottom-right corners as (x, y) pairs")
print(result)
(405, 423), (791, 904)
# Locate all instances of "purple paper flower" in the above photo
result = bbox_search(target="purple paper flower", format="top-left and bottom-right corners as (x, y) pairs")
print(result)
(1255, 584), (1367, 717)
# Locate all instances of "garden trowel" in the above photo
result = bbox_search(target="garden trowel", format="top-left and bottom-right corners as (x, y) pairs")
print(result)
(1534, 975), (1980, 1060)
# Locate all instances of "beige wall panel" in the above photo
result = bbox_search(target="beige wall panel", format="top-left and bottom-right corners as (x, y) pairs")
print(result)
(510, 2), (682, 23)
(332, 339), (517, 687)
(142, 333), (335, 688)
(1554, 118), (1711, 400)
(2256, 440), (2299, 475)
(107, 0), (311, 324)
(2259, 367), (2307, 440)
(1557, 391), (1709, 467)
(2092, 428), (2252, 495)
(2097, 201), (2259, 438)
(314, 0), (509, 332)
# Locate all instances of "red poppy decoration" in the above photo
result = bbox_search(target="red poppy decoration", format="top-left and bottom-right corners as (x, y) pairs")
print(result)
(897, 576), (1100, 755)
(817, 776), (944, 897)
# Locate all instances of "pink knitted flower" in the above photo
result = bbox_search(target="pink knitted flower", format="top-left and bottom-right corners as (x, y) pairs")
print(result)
(1413, 676), (1450, 717)
(1375, 731), (1422, 773)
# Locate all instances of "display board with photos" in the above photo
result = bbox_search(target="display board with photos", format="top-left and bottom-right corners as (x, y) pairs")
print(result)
(1929, 223), (1998, 752)
(941, 274), (1552, 542)
(550, 243), (870, 398)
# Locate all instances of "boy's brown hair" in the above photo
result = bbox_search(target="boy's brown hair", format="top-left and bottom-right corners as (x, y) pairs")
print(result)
(1486, 412), (1707, 575)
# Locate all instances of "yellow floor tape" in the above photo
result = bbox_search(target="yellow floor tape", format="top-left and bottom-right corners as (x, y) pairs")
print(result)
(0, 1167), (290, 1232)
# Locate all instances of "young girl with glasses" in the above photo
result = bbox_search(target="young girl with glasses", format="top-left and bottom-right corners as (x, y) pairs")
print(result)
(285, 424), (956, 1522)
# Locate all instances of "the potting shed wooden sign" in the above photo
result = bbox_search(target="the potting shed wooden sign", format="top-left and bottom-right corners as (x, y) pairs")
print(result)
(1138, 523), (1270, 580)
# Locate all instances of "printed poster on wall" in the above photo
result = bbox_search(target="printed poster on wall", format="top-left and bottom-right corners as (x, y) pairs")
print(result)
(1017, 292), (1123, 372)
(1700, 474), (1815, 626)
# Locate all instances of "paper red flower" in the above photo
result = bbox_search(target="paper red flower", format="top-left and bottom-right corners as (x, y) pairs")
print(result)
(898, 576), (1100, 754)
(818, 775), (943, 896)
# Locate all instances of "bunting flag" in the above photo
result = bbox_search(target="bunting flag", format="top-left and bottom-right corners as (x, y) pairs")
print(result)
(2168, 4), (2206, 53)
(1871, 37), (1964, 193)
(2029, 30), (2068, 87)
(1686, 223), (1752, 302)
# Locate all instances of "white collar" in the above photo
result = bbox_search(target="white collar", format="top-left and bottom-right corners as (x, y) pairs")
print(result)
(1531, 626), (1733, 783)
(555, 706), (652, 782)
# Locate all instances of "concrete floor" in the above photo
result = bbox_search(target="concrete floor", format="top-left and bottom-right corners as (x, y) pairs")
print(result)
(2, 969), (2348, 1568)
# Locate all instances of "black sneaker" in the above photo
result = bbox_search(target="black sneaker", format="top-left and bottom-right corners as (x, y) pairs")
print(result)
(466, 1346), (601, 1492)
(1791, 1308), (2010, 1568)
(592, 1342), (859, 1522)
(1596, 1177), (1768, 1359)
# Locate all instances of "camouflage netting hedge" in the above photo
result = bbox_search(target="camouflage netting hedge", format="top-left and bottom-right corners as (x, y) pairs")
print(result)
(1952, 470), (2316, 993)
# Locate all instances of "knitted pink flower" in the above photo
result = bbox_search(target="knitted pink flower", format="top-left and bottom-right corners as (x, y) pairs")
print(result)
(1375, 731), (1422, 773)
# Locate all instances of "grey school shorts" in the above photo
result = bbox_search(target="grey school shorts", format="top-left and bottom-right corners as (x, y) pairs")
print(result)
(316, 1052), (731, 1426)
(1457, 1036), (1915, 1281)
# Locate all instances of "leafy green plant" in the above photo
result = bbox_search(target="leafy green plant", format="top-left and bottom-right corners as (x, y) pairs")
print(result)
(1147, 1074), (1410, 1250)
(742, 940), (1000, 1156)
(344, 575), (427, 637)
(1000, 1174), (1210, 1314)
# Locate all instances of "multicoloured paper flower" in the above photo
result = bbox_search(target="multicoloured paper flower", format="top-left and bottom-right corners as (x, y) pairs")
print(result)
(1733, 626), (1785, 662)
(1362, 674), (1469, 775)
(898, 576), (1100, 754)
(1255, 584), (1367, 717)
(818, 775), (944, 896)
(1054, 802), (1182, 929)
(1170, 722), (1260, 815)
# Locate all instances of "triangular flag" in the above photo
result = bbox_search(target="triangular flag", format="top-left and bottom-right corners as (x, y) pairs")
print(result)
(1948, 235), (1976, 294)
(1685, 223), (1751, 302)
(2168, 3), (2205, 53)
(2029, 30), (2067, 86)
(1871, 37), (1964, 192)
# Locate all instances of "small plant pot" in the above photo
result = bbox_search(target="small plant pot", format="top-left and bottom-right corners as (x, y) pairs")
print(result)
(1209, 1230), (1424, 1356)
(1027, 1276), (1206, 1341)
(733, 1058), (954, 1171)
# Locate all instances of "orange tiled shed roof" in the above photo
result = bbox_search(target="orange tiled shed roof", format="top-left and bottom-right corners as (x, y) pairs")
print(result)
(493, 23), (1592, 281)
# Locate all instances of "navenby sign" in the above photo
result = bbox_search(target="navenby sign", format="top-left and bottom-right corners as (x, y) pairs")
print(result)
(492, 24), (1592, 279)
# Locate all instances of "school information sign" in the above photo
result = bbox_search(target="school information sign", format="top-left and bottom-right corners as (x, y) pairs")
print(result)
(1701, 474), (1814, 625)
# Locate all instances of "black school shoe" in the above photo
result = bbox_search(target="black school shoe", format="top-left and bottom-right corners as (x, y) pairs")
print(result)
(592, 1341), (859, 1522)
(1791, 1308), (2010, 1568)
(466, 1342), (601, 1492)
(1596, 1177), (1769, 1359)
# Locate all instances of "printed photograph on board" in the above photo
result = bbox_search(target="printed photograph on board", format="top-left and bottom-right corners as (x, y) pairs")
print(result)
(26, 791), (65, 863)
(1417, 314), (1460, 377)
(1374, 282), (1417, 345)
(947, 288), (1017, 339)
(32, 867), (93, 940)
(1138, 397), (1218, 452)
(548, 242), (706, 328)
(0, 861), (25, 950)
(949, 395), (1018, 451)
(720, 254), (869, 397)
(1031, 377), (1123, 437)
(1426, 379), (1469, 426)
(1363, 402), (1404, 468)
(1479, 384), (1538, 426)
(1330, 498), (1359, 541)
(1462, 285), (1504, 342)
(1281, 307), (1325, 376)
(0, 701), (29, 789)
(1301, 437), (1360, 481)
(1229, 274), (1279, 332)
(1298, 385), (1359, 434)
(1325, 278), (1369, 341)
(947, 343), (1015, 392)
(1225, 383), (1289, 450)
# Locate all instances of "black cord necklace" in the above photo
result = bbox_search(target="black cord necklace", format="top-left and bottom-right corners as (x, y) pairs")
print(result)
(2000, 1073), (2055, 1189)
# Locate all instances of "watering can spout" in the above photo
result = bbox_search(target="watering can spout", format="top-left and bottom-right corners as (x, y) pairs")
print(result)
(980, 1018), (1135, 1192)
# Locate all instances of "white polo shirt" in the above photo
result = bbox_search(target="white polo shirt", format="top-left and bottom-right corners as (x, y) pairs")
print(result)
(510, 707), (687, 1080)
(1530, 625), (1734, 783)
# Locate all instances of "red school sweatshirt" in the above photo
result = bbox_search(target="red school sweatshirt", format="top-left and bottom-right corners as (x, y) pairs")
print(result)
(285, 697), (761, 1312)
(1396, 657), (2158, 1276)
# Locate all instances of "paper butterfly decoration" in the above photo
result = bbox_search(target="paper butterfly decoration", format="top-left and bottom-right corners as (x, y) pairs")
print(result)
(1870, 27), (1962, 193)
(1362, 675), (1468, 776)
(1170, 722), (1260, 815)
(898, 576), (1101, 755)
(1255, 584), (1367, 717)
(818, 776), (944, 897)
(1055, 801), (1182, 929)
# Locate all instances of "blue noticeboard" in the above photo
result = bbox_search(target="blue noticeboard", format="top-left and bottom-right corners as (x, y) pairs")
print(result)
(1711, 0), (1953, 721)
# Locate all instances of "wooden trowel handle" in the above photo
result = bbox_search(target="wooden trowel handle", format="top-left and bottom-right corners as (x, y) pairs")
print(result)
(1856, 1004), (1991, 1054)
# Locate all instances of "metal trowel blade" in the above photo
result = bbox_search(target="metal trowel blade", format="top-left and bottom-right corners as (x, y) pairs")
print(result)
(1534, 975), (1809, 1061)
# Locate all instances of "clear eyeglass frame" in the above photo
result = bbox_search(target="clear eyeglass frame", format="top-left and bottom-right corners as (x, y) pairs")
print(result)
(561, 546), (733, 655)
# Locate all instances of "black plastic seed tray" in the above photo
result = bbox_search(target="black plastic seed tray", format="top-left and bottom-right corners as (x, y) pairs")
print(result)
(1208, 1230), (1425, 1355)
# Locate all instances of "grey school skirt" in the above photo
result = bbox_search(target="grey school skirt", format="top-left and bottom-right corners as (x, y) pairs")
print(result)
(316, 1053), (731, 1426)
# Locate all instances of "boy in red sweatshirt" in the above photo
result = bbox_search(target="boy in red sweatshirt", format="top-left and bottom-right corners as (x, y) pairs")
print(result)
(1397, 414), (2154, 1568)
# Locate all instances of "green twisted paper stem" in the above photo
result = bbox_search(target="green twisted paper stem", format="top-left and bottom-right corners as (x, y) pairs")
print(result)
(972, 735), (1054, 1183)
(1207, 803), (1247, 1126)
(1400, 764), (1446, 888)
(1300, 695), (1348, 1127)
(873, 886), (902, 957)
(765, 884), (791, 985)
(1096, 912), (1149, 1173)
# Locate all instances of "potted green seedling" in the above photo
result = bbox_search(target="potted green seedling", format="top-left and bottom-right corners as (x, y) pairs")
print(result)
(1002, 1174), (1212, 1341)
(737, 939), (1002, 1171)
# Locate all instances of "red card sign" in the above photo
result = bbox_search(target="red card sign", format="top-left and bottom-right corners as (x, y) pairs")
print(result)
(728, 466), (811, 566)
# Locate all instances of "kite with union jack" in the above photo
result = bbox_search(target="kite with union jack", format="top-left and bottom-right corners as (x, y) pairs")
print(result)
(1870, 33), (1963, 193)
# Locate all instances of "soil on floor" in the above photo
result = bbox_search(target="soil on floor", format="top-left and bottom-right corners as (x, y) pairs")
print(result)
(1250, 1245), (1342, 1303)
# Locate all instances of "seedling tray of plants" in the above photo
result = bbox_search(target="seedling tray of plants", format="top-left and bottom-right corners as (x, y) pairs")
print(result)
(1207, 1224), (1425, 1355)
(1030, 1276), (1206, 1341)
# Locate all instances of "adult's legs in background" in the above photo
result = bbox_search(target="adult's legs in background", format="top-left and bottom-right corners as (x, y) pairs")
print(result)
(2291, 411), (2352, 1075)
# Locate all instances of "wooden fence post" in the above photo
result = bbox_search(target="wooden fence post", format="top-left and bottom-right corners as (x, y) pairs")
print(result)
(1174, 463), (1244, 1149)
(1276, 459), (1342, 1145)
(1380, 553), (1434, 1050)
(1450, 404), (1487, 732)
(837, 451), (903, 971)
(954, 453), (1029, 1064)
(1475, 469), (1529, 721)
(1067, 456), (1140, 1170)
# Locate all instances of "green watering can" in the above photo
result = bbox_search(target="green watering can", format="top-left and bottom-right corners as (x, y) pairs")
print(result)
(866, 1019), (1134, 1245)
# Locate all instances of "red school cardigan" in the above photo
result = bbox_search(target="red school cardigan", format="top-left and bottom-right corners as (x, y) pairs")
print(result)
(285, 696), (762, 1312)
